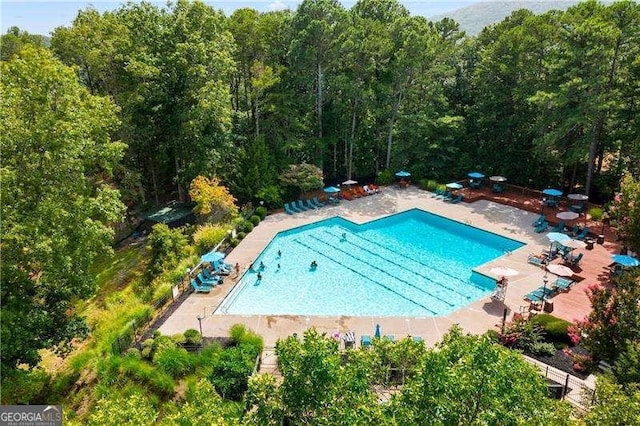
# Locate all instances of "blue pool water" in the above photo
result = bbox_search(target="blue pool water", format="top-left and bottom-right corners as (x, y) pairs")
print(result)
(216, 209), (524, 317)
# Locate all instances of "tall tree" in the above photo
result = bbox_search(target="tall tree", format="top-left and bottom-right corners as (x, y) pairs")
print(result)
(0, 46), (125, 369)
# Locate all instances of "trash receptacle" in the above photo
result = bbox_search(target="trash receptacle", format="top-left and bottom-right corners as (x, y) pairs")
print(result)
(585, 239), (595, 250)
(543, 300), (554, 313)
(597, 234), (605, 244)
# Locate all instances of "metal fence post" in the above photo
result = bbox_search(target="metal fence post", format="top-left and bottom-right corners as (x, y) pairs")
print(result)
(563, 374), (570, 399)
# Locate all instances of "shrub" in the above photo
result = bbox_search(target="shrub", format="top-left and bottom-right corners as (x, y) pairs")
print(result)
(209, 346), (255, 401)
(376, 169), (394, 185)
(236, 232), (246, 240)
(250, 215), (261, 226)
(184, 329), (203, 346)
(193, 224), (228, 254)
(100, 356), (175, 397)
(146, 224), (188, 279)
(154, 347), (196, 378)
(419, 179), (438, 191)
(255, 206), (267, 220)
(531, 314), (572, 344)
(125, 348), (141, 359)
(0, 368), (50, 404)
(171, 333), (186, 345)
(229, 238), (239, 247)
(531, 342), (556, 356)
(589, 207), (604, 222)
(236, 220), (254, 234)
(257, 185), (282, 210)
(229, 323), (264, 352)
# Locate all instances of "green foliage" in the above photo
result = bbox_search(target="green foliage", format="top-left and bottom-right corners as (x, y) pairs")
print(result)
(237, 220), (254, 233)
(153, 347), (195, 379)
(255, 206), (268, 220)
(376, 169), (394, 185)
(192, 224), (229, 255)
(99, 356), (175, 398)
(229, 323), (264, 352)
(189, 176), (239, 223)
(160, 379), (241, 425)
(236, 232), (246, 240)
(530, 314), (572, 345)
(1, 44), (125, 369)
(230, 238), (240, 247)
(184, 329), (203, 346)
(146, 224), (188, 279)
(0, 368), (50, 404)
(256, 185), (282, 210)
(250, 215), (261, 226)
(88, 390), (157, 426)
(498, 314), (552, 355)
(209, 345), (256, 401)
(420, 179), (438, 191)
(609, 173), (640, 253)
(244, 374), (284, 425)
(1, 26), (48, 61)
(589, 207), (604, 222)
(278, 163), (324, 195)
(583, 375), (640, 425)
(614, 340), (640, 387)
(125, 348), (141, 359)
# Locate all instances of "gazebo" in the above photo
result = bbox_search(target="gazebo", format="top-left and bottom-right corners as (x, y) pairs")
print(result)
(468, 172), (485, 189)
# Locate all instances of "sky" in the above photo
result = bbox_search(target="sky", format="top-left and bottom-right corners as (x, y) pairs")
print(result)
(1, 0), (479, 35)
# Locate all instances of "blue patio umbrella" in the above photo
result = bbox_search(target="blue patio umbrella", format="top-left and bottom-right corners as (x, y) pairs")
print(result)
(395, 170), (411, 178)
(374, 324), (381, 338)
(542, 188), (563, 197)
(612, 254), (640, 267)
(201, 250), (225, 263)
(323, 186), (340, 193)
(468, 172), (485, 179)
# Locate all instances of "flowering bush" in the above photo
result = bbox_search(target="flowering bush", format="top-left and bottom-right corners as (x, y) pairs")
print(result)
(608, 173), (640, 253)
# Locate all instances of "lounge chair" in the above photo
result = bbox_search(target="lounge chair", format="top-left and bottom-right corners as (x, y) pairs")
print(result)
(284, 203), (296, 215)
(528, 255), (546, 267)
(532, 215), (546, 227)
(203, 269), (224, 284)
(564, 252), (583, 267)
(312, 196), (325, 207)
(361, 335), (372, 348)
(450, 194), (463, 204)
(343, 331), (356, 349)
(412, 336), (423, 343)
(363, 185), (376, 195)
(568, 224), (581, 237)
(575, 227), (590, 240)
(191, 279), (211, 293)
(295, 200), (308, 211)
(550, 220), (566, 233)
(553, 277), (574, 292)
(433, 188), (444, 198)
(196, 273), (218, 287)
(608, 264), (625, 278)
(304, 199), (317, 210)
(534, 220), (549, 233)
(442, 191), (452, 201)
(384, 335), (395, 342)
(525, 286), (554, 302)
(288, 202), (303, 213)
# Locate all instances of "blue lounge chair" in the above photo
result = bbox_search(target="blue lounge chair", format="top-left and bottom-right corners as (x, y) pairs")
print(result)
(412, 336), (423, 343)
(565, 252), (583, 267)
(203, 269), (224, 284)
(450, 194), (463, 204)
(550, 220), (566, 233)
(535, 220), (549, 233)
(304, 199), (317, 210)
(525, 286), (554, 302)
(361, 335), (371, 348)
(553, 278), (574, 292)
(191, 279), (211, 293)
(575, 227), (590, 240)
(568, 224), (581, 237)
(384, 335), (395, 342)
(532, 214), (546, 227)
(442, 191), (452, 201)
(196, 273), (218, 287)
(312, 196), (325, 207)
(295, 200), (308, 211)
(290, 202), (303, 213)
(284, 203), (296, 215)
(528, 255), (546, 267)
(433, 188), (444, 198)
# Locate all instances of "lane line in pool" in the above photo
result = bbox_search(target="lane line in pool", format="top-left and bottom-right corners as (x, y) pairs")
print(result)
(322, 228), (473, 297)
(293, 238), (438, 315)
(307, 234), (456, 306)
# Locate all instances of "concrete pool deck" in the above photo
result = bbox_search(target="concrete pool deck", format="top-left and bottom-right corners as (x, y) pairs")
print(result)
(159, 186), (620, 348)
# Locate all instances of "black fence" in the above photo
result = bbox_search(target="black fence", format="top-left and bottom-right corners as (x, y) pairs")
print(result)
(111, 309), (153, 355)
(540, 365), (596, 409)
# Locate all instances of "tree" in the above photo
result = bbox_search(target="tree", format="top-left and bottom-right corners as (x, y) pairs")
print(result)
(0, 45), (125, 369)
(278, 163), (324, 196)
(88, 391), (157, 425)
(609, 172), (640, 253)
(146, 224), (188, 278)
(188, 176), (238, 223)
(1, 26), (47, 61)
(388, 326), (567, 424)
(161, 379), (240, 425)
(572, 269), (640, 363)
(583, 375), (640, 425)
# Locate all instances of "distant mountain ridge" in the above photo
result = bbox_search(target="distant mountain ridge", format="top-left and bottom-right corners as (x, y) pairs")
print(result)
(432, 1), (589, 35)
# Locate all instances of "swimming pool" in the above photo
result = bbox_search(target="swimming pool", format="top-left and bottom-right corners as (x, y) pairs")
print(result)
(216, 209), (524, 317)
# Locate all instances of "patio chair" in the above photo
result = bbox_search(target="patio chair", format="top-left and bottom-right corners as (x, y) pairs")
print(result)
(575, 227), (590, 240)
(384, 335), (395, 342)
(568, 224), (581, 237)
(361, 335), (372, 348)
(492, 183), (504, 193)
(524, 286), (554, 302)
(433, 188), (444, 198)
(550, 220), (566, 233)
(564, 252), (583, 267)
(528, 255), (547, 267)
(343, 331), (356, 349)
(363, 185), (376, 195)
(534, 220), (549, 233)
(191, 279), (211, 293)
(412, 336), (423, 343)
(203, 269), (224, 284)
(196, 272), (218, 287)
(288, 202), (303, 213)
(442, 191), (452, 201)
(608, 264), (625, 278)
(295, 200), (308, 211)
(284, 203), (296, 215)
(553, 277), (574, 292)
(450, 194), (463, 204)
(304, 199), (317, 210)
(532, 214), (546, 227)
(312, 196), (325, 207)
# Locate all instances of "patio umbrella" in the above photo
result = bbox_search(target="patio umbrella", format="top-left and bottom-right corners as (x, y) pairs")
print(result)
(374, 324), (381, 338)
(561, 239), (587, 249)
(546, 232), (570, 243)
(468, 172), (485, 179)
(542, 188), (563, 197)
(342, 179), (358, 186)
(568, 194), (589, 201)
(612, 254), (640, 267)
(446, 182), (463, 190)
(489, 176), (507, 182)
(395, 170), (411, 178)
(323, 186), (340, 193)
(556, 211), (579, 221)
(489, 266), (519, 277)
(547, 264), (574, 277)
(201, 250), (225, 263)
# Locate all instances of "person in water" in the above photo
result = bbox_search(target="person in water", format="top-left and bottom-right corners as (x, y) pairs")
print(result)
(310, 260), (318, 269)
(257, 272), (263, 281)
(277, 250), (282, 257)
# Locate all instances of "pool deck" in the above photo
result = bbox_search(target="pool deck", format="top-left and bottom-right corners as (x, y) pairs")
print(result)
(159, 186), (620, 348)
